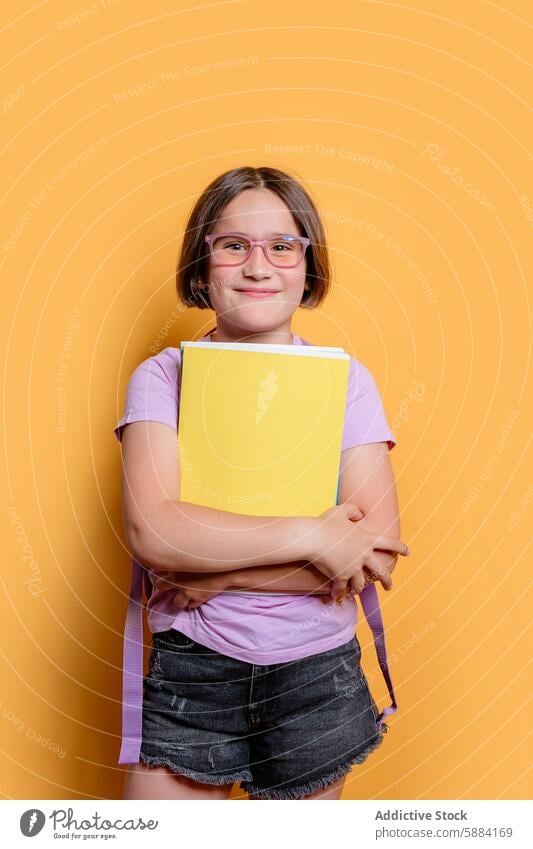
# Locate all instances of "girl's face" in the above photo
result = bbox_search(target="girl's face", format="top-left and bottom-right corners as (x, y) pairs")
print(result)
(205, 188), (308, 343)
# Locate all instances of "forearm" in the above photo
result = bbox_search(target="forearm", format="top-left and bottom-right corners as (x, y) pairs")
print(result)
(226, 561), (331, 594)
(228, 551), (397, 593)
(131, 499), (318, 574)
(164, 562), (331, 595)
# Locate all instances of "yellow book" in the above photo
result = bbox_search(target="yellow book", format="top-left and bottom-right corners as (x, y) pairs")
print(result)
(177, 341), (350, 518)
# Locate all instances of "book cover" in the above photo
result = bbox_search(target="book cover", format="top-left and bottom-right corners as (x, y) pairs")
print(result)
(177, 341), (350, 518)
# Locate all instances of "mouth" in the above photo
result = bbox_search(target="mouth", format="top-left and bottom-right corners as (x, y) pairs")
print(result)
(234, 288), (281, 298)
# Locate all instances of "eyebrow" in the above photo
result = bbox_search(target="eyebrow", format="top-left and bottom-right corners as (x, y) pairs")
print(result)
(218, 231), (301, 238)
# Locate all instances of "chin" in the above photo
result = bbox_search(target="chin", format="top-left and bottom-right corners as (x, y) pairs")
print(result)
(231, 305), (284, 322)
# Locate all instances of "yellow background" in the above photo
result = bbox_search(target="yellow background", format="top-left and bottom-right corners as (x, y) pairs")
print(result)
(0, 0), (531, 801)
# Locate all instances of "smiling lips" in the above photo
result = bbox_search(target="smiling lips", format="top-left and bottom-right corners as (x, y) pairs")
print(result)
(235, 288), (280, 298)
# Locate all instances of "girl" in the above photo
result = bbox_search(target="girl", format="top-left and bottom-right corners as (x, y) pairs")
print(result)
(115, 166), (409, 800)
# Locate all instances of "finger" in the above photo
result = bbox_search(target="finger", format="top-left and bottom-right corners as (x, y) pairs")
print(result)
(373, 536), (410, 556)
(330, 579), (347, 600)
(362, 565), (381, 585)
(365, 553), (393, 591)
(323, 583), (337, 603)
(172, 592), (189, 610)
(335, 583), (350, 603)
(348, 574), (366, 596)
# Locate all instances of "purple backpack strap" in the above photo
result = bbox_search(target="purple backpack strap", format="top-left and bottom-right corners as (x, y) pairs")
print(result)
(359, 584), (398, 728)
(118, 558), (153, 764)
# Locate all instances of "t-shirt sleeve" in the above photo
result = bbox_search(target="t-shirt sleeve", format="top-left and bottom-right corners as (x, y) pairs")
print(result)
(341, 358), (396, 451)
(113, 349), (180, 443)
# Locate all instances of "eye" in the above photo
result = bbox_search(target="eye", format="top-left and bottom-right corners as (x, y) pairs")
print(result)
(223, 240), (247, 251)
(271, 240), (296, 251)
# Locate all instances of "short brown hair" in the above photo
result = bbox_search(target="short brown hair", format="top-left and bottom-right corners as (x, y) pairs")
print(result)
(176, 166), (331, 310)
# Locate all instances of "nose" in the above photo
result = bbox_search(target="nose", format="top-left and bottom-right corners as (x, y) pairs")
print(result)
(242, 244), (273, 278)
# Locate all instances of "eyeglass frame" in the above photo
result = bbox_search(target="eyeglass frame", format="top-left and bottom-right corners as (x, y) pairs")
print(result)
(204, 233), (311, 268)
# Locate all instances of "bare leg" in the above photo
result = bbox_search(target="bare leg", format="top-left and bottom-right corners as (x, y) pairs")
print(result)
(302, 775), (347, 799)
(248, 774), (347, 800)
(121, 760), (234, 800)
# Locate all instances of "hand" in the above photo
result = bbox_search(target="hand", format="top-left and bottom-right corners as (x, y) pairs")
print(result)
(150, 570), (227, 610)
(308, 502), (410, 597)
(315, 507), (375, 605)
(328, 511), (401, 601)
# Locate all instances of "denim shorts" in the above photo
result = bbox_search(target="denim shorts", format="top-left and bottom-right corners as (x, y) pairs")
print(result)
(140, 628), (389, 800)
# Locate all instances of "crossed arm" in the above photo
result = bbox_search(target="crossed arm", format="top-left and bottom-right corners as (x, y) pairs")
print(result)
(151, 441), (401, 603)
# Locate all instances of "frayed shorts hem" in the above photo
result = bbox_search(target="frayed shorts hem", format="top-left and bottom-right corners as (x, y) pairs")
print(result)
(139, 724), (387, 799)
(239, 723), (389, 800)
(139, 752), (253, 787)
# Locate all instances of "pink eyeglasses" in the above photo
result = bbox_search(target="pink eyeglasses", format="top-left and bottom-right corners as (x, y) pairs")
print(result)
(204, 233), (310, 268)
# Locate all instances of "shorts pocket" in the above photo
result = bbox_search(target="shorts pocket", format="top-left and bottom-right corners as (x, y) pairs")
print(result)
(152, 628), (196, 651)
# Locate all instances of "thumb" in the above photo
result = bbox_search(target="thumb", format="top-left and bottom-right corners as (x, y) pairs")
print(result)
(342, 501), (363, 519)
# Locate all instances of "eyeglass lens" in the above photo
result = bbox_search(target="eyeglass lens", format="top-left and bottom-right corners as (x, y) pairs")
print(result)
(210, 235), (305, 266)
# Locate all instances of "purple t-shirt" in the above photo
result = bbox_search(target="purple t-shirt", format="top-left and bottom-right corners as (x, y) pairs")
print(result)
(114, 332), (396, 664)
